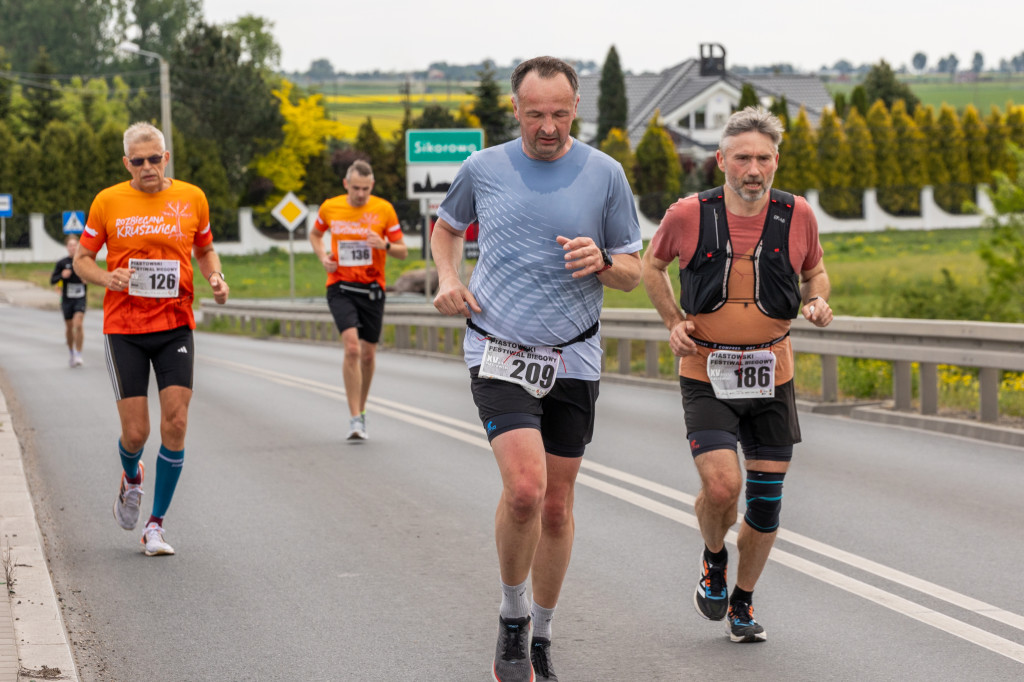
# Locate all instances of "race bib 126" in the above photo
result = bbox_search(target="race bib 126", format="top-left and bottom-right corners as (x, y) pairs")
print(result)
(706, 350), (776, 399)
(128, 258), (180, 298)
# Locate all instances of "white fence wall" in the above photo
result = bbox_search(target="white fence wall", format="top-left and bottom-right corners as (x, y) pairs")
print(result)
(0, 185), (997, 264)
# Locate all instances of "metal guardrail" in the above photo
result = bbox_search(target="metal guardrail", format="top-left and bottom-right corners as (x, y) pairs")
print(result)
(199, 299), (1024, 424)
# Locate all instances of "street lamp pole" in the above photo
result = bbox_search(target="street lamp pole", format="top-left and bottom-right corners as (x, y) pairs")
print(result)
(120, 43), (174, 178)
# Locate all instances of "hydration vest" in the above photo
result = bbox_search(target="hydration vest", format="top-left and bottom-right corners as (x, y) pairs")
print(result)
(678, 187), (800, 320)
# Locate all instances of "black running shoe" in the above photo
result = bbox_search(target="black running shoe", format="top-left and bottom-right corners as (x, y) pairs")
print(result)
(530, 637), (557, 681)
(693, 551), (729, 621)
(727, 600), (767, 643)
(493, 616), (533, 682)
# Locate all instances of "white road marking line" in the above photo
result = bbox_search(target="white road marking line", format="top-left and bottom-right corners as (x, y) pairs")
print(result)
(205, 356), (1024, 663)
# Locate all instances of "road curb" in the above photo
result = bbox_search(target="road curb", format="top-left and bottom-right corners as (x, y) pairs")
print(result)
(0, 387), (79, 681)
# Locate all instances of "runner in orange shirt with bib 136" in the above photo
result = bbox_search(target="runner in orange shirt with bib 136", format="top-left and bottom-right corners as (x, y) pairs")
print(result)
(309, 160), (408, 441)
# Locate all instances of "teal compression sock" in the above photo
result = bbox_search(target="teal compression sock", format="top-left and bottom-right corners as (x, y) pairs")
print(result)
(118, 439), (143, 482)
(152, 445), (184, 519)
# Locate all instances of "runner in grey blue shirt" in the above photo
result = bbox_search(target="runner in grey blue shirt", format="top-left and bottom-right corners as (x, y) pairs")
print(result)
(432, 56), (642, 682)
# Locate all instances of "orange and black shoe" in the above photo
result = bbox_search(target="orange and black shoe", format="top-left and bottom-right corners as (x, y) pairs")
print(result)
(693, 550), (729, 621)
(727, 600), (767, 643)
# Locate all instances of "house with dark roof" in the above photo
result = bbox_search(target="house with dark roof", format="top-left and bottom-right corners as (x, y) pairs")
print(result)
(577, 44), (834, 160)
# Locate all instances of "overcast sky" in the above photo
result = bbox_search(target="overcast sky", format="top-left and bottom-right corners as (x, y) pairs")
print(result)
(202, 0), (1024, 76)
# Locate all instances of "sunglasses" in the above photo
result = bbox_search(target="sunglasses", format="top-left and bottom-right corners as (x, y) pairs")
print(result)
(128, 154), (165, 167)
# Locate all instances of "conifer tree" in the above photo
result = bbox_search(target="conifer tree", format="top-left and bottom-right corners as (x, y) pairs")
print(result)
(774, 107), (817, 195)
(738, 83), (760, 110)
(1003, 105), (1024, 180)
(600, 127), (637, 192)
(843, 108), (877, 217)
(815, 108), (854, 216)
(634, 110), (681, 218)
(473, 60), (512, 147)
(985, 105), (1010, 181)
(890, 99), (928, 214)
(866, 100), (906, 214)
(597, 46), (628, 144)
(914, 104), (951, 209)
(935, 104), (972, 212)
(850, 86), (869, 117)
(961, 104), (990, 186)
(769, 96), (789, 129)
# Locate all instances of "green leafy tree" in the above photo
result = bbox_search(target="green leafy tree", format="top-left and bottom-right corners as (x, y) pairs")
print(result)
(890, 99), (927, 214)
(24, 47), (63, 140)
(960, 104), (990, 186)
(935, 104), (972, 212)
(96, 120), (132, 190)
(170, 22), (284, 198)
(978, 143), (1024, 321)
(815, 108), (854, 216)
(0, 122), (14, 195)
(738, 83), (760, 110)
(634, 110), (681, 219)
(10, 137), (44, 244)
(774, 107), (818, 195)
(413, 104), (458, 129)
(472, 60), (512, 147)
(866, 100), (906, 214)
(599, 127), (636, 192)
(71, 121), (104, 206)
(0, 47), (12, 123)
(0, 0), (124, 73)
(38, 121), (79, 236)
(843, 108), (877, 217)
(912, 52), (927, 72)
(225, 14), (282, 78)
(129, 0), (203, 60)
(862, 59), (920, 114)
(597, 45), (628, 144)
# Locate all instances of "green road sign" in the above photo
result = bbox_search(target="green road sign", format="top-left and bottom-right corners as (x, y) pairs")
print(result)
(406, 129), (484, 164)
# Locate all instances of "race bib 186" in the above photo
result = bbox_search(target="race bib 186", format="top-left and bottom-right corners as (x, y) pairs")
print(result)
(337, 240), (372, 267)
(706, 350), (776, 399)
(479, 337), (561, 398)
(128, 258), (180, 298)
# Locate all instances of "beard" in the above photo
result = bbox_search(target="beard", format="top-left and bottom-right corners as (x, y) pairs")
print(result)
(727, 173), (774, 202)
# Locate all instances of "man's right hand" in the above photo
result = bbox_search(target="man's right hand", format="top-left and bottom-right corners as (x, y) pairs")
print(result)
(669, 320), (698, 356)
(433, 275), (481, 318)
(321, 255), (338, 273)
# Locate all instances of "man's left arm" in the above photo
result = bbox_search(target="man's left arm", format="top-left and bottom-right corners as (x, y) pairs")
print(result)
(800, 260), (832, 327)
(194, 242), (229, 305)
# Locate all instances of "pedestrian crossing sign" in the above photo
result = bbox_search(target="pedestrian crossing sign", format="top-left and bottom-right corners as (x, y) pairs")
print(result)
(63, 210), (85, 234)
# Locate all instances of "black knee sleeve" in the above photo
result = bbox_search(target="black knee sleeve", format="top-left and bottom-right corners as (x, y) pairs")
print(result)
(743, 471), (785, 533)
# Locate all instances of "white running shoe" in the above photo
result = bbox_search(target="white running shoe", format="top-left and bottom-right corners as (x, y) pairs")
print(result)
(73, 351), (83, 367)
(113, 462), (145, 530)
(346, 415), (367, 441)
(68, 352), (76, 368)
(141, 522), (175, 556)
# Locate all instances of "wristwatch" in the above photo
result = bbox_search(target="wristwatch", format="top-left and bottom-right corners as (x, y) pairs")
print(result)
(209, 270), (226, 282)
(598, 248), (614, 273)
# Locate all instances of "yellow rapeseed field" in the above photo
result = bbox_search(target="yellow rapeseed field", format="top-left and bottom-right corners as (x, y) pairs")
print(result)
(325, 93), (478, 140)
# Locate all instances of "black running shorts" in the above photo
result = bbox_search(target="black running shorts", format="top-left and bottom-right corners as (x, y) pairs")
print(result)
(469, 366), (600, 458)
(680, 377), (801, 449)
(104, 326), (195, 400)
(61, 297), (86, 320)
(326, 281), (385, 343)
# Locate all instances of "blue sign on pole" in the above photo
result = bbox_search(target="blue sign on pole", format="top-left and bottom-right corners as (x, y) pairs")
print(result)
(63, 210), (85, 234)
(0, 194), (12, 218)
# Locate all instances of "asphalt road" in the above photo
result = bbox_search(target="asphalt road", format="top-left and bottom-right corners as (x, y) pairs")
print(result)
(1, 305), (1023, 681)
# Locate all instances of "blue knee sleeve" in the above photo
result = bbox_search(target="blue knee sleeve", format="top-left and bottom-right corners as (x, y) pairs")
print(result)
(743, 471), (785, 533)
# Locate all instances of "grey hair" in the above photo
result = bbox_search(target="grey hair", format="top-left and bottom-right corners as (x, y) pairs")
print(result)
(720, 106), (784, 152)
(510, 56), (579, 100)
(123, 122), (166, 156)
(346, 159), (374, 179)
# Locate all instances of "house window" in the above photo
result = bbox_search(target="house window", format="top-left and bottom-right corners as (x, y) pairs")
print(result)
(693, 109), (706, 129)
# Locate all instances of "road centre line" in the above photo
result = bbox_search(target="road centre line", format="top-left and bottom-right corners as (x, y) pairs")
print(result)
(206, 356), (1024, 661)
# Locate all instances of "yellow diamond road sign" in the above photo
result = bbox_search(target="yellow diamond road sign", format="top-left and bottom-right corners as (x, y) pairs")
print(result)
(271, 191), (309, 232)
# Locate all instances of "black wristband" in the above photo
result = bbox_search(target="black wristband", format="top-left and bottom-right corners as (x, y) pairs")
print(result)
(385, 242), (391, 251)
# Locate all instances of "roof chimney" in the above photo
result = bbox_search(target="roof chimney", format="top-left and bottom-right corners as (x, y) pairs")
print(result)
(699, 43), (726, 76)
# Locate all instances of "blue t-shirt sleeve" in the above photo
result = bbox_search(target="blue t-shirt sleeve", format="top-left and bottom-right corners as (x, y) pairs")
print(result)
(604, 164), (642, 254)
(436, 157), (477, 232)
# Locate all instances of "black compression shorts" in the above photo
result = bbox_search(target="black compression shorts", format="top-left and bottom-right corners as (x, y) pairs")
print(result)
(680, 377), (802, 450)
(469, 366), (599, 458)
(104, 326), (194, 400)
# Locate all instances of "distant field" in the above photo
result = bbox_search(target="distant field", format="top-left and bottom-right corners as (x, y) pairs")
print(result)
(826, 75), (1024, 112)
(311, 80), (491, 139)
